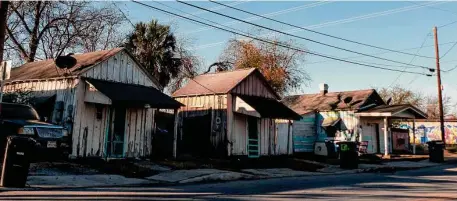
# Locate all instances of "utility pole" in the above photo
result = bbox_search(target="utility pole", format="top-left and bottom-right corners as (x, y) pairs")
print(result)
(433, 26), (446, 144)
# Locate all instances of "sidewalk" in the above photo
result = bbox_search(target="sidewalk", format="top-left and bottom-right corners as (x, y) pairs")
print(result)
(21, 154), (457, 189)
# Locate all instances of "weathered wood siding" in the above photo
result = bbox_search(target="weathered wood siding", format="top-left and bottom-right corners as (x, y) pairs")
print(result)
(231, 117), (292, 156)
(4, 78), (78, 126)
(72, 101), (109, 157)
(230, 73), (277, 99)
(72, 79), (156, 158)
(82, 50), (156, 88)
(232, 113), (247, 155)
(274, 119), (293, 155)
(175, 94), (228, 152)
(124, 107), (154, 158)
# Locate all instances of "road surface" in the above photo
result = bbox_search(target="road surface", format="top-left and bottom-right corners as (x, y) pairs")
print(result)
(1, 164), (457, 200)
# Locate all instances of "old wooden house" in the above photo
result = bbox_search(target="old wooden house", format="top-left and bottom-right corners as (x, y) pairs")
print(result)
(172, 68), (301, 158)
(283, 84), (427, 157)
(5, 48), (183, 159)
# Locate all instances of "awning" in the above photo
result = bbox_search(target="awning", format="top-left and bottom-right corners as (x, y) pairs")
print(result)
(321, 117), (341, 127)
(84, 78), (184, 109)
(237, 95), (301, 120)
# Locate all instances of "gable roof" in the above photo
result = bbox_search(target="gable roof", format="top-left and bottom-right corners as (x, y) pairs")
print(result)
(172, 68), (279, 98)
(8, 48), (161, 87)
(283, 89), (384, 115)
(356, 104), (427, 119)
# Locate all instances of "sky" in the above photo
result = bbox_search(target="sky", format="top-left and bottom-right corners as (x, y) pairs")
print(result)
(117, 1), (457, 101)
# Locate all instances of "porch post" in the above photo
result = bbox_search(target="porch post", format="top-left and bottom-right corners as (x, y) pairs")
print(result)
(412, 119), (416, 155)
(384, 117), (389, 157)
(173, 109), (178, 159)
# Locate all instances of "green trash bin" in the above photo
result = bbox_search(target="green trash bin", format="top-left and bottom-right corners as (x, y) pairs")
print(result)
(337, 141), (358, 169)
(427, 140), (444, 163)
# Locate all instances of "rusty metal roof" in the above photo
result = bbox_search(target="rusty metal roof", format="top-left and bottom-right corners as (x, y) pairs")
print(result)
(9, 48), (123, 81)
(283, 89), (383, 115)
(172, 68), (257, 97)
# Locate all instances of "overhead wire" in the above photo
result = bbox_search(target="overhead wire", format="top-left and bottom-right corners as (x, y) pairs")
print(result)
(132, 0), (430, 76)
(183, 1), (332, 35)
(307, 41), (457, 65)
(113, 2), (135, 27)
(209, 0), (434, 59)
(194, 1), (446, 50)
(162, 0), (249, 24)
(388, 33), (431, 88)
(177, 0), (433, 70)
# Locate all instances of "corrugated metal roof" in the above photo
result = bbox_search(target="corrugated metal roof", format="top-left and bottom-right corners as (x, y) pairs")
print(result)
(172, 68), (257, 97)
(10, 48), (123, 81)
(237, 95), (301, 120)
(282, 89), (380, 115)
(85, 78), (183, 109)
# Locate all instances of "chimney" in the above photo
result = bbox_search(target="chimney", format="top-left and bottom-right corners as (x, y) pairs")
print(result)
(319, 83), (328, 95)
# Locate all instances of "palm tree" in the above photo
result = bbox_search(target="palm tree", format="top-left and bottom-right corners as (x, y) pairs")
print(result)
(125, 19), (181, 88)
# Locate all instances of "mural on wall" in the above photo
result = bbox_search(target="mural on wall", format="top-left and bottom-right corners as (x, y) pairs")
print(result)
(402, 122), (457, 145)
(316, 111), (358, 142)
(293, 115), (316, 153)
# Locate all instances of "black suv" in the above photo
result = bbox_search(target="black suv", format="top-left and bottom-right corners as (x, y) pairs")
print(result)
(0, 102), (70, 160)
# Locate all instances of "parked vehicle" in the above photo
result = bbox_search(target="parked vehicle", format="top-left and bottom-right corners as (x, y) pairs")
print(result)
(0, 102), (69, 160)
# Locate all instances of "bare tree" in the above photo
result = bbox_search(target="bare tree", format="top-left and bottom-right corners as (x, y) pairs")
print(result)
(377, 85), (457, 118)
(215, 36), (310, 96)
(377, 85), (424, 107)
(5, 1), (126, 63)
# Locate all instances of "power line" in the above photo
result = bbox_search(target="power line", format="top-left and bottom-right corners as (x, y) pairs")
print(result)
(209, 0), (434, 60)
(388, 33), (431, 88)
(407, 1), (457, 16)
(132, 0), (430, 76)
(183, 1), (331, 35)
(440, 41), (457, 59)
(307, 41), (457, 65)
(443, 65), (457, 73)
(153, 0), (419, 71)
(163, 0), (249, 24)
(177, 0), (433, 70)
(194, 1), (445, 50)
(437, 20), (457, 28)
(113, 2), (135, 27)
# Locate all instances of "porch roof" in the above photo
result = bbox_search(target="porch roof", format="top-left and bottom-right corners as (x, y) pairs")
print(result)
(237, 95), (302, 120)
(85, 78), (183, 109)
(355, 104), (427, 119)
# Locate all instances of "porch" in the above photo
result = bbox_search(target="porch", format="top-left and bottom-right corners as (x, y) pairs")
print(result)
(73, 78), (183, 159)
(356, 104), (428, 157)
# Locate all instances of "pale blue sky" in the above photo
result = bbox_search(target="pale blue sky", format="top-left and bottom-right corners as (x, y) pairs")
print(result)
(118, 1), (457, 101)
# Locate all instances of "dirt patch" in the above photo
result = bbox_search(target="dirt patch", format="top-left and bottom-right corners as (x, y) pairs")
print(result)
(155, 156), (324, 172)
(73, 158), (159, 178)
(29, 162), (99, 176)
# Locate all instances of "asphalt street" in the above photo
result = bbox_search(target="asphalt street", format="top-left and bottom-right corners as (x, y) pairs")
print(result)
(1, 164), (456, 200)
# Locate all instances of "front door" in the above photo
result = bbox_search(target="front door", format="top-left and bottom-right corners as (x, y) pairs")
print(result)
(106, 106), (126, 158)
(247, 116), (259, 158)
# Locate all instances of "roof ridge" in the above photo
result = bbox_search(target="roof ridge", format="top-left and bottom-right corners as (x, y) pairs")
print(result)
(13, 47), (124, 67)
(196, 68), (256, 77)
(288, 88), (375, 97)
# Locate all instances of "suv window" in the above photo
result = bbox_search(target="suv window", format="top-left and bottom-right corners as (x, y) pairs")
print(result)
(0, 104), (40, 120)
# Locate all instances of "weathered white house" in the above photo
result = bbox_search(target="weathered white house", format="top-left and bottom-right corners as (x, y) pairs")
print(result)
(283, 84), (427, 157)
(5, 48), (182, 159)
(172, 68), (301, 158)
